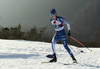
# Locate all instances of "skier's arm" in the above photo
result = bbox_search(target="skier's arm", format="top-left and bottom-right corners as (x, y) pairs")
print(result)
(63, 19), (71, 37)
(63, 19), (70, 31)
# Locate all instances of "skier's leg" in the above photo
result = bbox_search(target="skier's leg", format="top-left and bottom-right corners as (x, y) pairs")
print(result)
(61, 35), (77, 63)
(51, 34), (59, 54)
(49, 34), (59, 62)
(61, 35), (73, 56)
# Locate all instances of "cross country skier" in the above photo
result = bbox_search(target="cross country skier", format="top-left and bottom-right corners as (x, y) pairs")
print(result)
(49, 9), (77, 63)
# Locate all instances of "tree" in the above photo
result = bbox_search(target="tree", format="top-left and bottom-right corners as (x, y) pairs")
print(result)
(18, 24), (21, 30)
(38, 27), (47, 41)
(28, 27), (38, 40)
(9, 24), (24, 39)
(0, 27), (10, 39)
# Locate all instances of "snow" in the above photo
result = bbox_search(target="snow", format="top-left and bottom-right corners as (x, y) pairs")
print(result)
(0, 39), (100, 69)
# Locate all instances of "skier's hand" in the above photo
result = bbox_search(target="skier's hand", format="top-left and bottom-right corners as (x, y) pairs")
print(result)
(67, 30), (71, 37)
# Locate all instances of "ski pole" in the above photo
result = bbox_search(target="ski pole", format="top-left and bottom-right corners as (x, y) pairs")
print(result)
(68, 43), (84, 53)
(67, 43), (76, 52)
(70, 36), (92, 52)
(67, 37), (76, 52)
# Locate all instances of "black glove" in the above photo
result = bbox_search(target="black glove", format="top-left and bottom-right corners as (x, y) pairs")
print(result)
(67, 30), (71, 37)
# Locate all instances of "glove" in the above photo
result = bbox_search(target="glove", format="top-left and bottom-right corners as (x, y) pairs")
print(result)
(67, 30), (71, 37)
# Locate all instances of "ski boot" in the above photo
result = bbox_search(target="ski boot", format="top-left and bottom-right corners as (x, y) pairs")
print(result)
(49, 53), (57, 62)
(71, 55), (77, 63)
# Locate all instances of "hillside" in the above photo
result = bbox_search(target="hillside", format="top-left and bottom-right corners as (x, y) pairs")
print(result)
(71, 0), (100, 42)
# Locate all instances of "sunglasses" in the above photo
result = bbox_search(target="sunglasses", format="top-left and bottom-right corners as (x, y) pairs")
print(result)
(50, 14), (54, 16)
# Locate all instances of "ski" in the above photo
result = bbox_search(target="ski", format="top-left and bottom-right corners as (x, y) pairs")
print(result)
(42, 61), (77, 65)
(64, 63), (77, 65)
(42, 62), (55, 63)
(63, 61), (79, 65)
(42, 62), (50, 63)
(64, 63), (73, 65)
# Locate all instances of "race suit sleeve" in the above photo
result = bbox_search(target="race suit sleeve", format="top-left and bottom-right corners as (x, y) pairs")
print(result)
(64, 20), (70, 31)
(60, 18), (70, 31)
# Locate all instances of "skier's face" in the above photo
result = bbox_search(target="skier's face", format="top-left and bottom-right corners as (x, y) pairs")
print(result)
(50, 13), (56, 20)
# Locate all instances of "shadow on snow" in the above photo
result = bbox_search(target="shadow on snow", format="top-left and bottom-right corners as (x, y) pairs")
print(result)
(79, 63), (100, 68)
(0, 53), (40, 59)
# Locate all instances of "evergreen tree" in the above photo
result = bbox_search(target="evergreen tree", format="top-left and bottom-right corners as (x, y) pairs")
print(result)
(0, 27), (10, 39)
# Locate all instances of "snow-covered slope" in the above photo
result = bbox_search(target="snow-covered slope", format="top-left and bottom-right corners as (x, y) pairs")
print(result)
(0, 39), (100, 69)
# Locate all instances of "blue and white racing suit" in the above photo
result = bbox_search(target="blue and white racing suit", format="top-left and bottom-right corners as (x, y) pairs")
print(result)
(50, 16), (73, 56)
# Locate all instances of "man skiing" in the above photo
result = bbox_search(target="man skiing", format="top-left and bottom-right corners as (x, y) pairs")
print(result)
(49, 9), (77, 63)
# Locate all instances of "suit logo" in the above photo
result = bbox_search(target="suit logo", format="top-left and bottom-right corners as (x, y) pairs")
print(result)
(53, 21), (56, 24)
